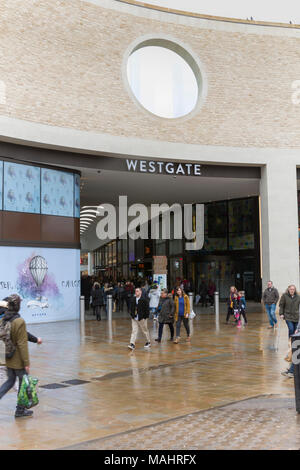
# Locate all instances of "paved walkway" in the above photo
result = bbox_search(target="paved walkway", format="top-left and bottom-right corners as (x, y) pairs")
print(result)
(0, 307), (297, 450)
(65, 395), (299, 450)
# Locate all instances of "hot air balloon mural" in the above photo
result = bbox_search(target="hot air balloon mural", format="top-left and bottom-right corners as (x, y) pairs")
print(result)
(7, 189), (15, 203)
(43, 171), (51, 183)
(26, 168), (33, 180)
(16, 252), (60, 310)
(8, 165), (16, 178)
(60, 174), (66, 185)
(25, 192), (33, 204)
(59, 196), (66, 208)
(29, 256), (48, 289)
(43, 194), (50, 206)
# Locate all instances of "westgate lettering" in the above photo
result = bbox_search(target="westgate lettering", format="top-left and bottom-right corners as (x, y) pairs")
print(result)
(126, 159), (201, 176)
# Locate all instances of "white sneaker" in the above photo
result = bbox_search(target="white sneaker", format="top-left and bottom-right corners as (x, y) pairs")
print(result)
(144, 342), (151, 349)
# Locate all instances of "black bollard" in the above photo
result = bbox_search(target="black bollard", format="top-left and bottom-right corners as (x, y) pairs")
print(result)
(291, 333), (300, 413)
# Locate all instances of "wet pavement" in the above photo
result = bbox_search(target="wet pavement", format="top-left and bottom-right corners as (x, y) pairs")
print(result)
(65, 395), (300, 450)
(0, 306), (298, 450)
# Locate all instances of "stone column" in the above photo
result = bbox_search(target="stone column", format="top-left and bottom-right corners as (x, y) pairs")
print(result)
(260, 160), (299, 299)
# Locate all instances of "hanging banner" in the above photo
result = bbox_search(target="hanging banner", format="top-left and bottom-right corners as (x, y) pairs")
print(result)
(0, 246), (80, 324)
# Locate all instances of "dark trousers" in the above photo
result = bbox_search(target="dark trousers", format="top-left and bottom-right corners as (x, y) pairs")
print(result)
(0, 368), (26, 410)
(84, 295), (90, 310)
(286, 321), (298, 375)
(240, 307), (248, 324)
(126, 296), (132, 312)
(94, 305), (102, 320)
(176, 317), (190, 338)
(158, 322), (174, 340)
(226, 307), (233, 322)
(116, 298), (124, 311)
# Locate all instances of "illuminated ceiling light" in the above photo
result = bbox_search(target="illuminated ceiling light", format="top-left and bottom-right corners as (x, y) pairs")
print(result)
(80, 210), (97, 215)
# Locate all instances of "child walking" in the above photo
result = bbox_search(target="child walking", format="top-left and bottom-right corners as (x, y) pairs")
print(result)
(238, 291), (248, 326)
(232, 293), (242, 328)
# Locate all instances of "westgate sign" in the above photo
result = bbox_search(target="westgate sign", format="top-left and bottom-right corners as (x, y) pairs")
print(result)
(126, 159), (202, 176)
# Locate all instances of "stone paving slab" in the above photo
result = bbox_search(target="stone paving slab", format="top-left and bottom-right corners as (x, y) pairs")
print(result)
(64, 395), (300, 450)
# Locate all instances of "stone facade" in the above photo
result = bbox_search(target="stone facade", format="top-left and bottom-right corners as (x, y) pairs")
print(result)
(0, 0), (300, 148)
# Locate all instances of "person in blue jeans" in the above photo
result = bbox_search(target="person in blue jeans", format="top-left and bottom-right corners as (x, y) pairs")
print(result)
(262, 281), (279, 329)
(279, 285), (300, 378)
(173, 287), (190, 344)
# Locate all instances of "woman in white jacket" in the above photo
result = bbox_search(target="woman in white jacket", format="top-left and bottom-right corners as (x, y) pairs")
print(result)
(148, 284), (161, 321)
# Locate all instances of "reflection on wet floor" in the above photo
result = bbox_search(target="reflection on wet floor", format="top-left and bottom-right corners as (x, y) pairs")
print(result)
(0, 307), (296, 450)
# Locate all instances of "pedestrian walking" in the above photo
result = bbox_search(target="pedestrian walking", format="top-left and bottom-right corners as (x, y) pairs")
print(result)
(262, 281), (279, 329)
(148, 283), (161, 321)
(238, 291), (248, 325)
(125, 281), (134, 313)
(226, 286), (238, 324)
(91, 282), (105, 321)
(0, 294), (36, 418)
(128, 287), (151, 351)
(279, 285), (300, 378)
(232, 293), (242, 328)
(155, 289), (175, 343)
(173, 287), (191, 344)
(208, 280), (216, 307)
(199, 281), (208, 307)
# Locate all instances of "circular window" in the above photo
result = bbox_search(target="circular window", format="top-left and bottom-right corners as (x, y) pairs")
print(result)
(126, 40), (202, 119)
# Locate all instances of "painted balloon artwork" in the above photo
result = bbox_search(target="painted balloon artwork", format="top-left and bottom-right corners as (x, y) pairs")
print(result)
(16, 253), (61, 308)
(29, 256), (48, 288)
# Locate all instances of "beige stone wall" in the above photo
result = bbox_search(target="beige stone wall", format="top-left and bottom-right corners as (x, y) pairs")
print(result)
(0, 0), (300, 148)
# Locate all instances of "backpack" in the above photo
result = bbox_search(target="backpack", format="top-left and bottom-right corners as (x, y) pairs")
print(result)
(0, 315), (19, 359)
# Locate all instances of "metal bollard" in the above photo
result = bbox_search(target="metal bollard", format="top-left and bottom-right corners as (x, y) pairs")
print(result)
(188, 293), (194, 313)
(214, 292), (220, 329)
(107, 294), (113, 323)
(80, 295), (85, 323)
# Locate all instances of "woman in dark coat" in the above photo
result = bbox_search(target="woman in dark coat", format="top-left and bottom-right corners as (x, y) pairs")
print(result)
(91, 282), (104, 321)
(155, 289), (175, 343)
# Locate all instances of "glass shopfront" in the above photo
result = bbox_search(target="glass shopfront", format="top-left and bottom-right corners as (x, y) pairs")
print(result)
(92, 196), (260, 299)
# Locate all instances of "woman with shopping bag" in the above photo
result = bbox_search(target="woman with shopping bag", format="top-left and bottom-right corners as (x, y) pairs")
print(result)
(173, 287), (191, 344)
(0, 294), (39, 418)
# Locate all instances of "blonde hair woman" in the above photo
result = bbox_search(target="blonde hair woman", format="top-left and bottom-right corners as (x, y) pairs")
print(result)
(173, 287), (191, 344)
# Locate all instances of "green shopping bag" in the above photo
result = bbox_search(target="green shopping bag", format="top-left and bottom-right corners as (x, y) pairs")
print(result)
(17, 374), (39, 409)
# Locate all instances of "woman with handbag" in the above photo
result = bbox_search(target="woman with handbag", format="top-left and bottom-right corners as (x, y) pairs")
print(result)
(173, 287), (191, 344)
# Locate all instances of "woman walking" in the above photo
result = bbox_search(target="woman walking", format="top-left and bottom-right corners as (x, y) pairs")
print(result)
(173, 287), (191, 344)
(226, 286), (238, 324)
(155, 289), (175, 342)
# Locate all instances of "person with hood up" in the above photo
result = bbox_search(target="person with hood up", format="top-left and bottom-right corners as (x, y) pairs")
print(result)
(0, 294), (37, 418)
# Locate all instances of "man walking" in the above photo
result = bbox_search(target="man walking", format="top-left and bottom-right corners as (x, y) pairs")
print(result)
(262, 281), (279, 329)
(0, 294), (34, 418)
(128, 287), (151, 350)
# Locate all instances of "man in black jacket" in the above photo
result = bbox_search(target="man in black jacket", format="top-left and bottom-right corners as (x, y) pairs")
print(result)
(128, 288), (151, 351)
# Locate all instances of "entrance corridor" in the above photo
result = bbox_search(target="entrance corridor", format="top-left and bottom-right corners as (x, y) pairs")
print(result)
(0, 309), (296, 450)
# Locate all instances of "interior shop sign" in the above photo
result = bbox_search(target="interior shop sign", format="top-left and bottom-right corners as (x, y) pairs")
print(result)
(126, 159), (202, 176)
(96, 196), (204, 251)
